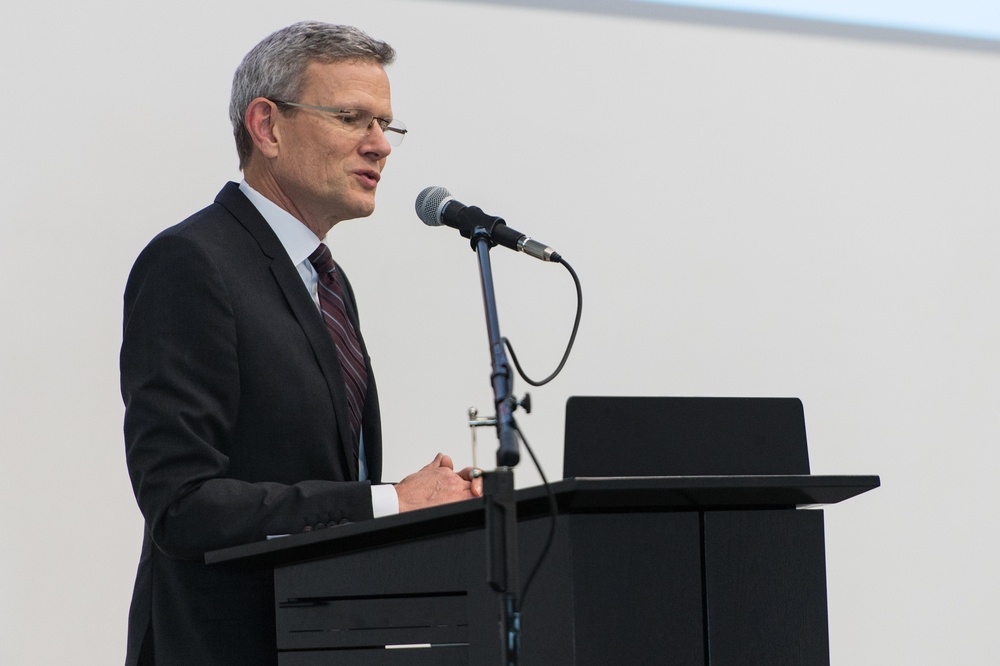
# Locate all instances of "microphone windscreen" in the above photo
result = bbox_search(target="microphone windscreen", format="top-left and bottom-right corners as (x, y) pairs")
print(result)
(415, 186), (451, 227)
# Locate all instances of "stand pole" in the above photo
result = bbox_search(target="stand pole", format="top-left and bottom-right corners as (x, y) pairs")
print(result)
(485, 469), (520, 665)
(471, 228), (521, 663)
(472, 230), (519, 468)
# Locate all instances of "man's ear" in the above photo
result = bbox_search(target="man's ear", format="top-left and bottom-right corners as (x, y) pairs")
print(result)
(245, 98), (281, 159)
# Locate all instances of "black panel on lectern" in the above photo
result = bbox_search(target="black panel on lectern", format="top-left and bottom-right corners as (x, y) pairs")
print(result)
(563, 396), (811, 478)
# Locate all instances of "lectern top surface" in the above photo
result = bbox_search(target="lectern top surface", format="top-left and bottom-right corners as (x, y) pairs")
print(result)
(206, 474), (880, 568)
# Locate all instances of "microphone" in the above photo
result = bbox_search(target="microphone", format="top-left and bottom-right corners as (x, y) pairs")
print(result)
(415, 186), (560, 262)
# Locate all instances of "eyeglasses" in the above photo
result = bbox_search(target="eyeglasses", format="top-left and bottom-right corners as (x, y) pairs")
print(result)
(270, 99), (407, 146)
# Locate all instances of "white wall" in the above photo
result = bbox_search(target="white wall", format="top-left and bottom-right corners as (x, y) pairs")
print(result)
(2, 1), (998, 663)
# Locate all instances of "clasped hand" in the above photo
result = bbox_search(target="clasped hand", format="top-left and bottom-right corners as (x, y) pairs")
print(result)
(394, 452), (484, 512)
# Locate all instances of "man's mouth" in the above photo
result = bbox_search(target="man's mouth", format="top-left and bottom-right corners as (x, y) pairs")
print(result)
(355, 169), (381, 188)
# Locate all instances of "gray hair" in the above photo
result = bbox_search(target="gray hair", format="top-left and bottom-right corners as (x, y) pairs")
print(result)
(230, 21), (396, 169)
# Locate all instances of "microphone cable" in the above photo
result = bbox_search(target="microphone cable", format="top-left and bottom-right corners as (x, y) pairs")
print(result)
(504, 257), (583, 387)
(504, 258), (580, 602)
(511, 416), (558, 608)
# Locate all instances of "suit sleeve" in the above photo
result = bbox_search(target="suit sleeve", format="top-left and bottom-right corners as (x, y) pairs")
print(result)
(121, 233), (374, 561)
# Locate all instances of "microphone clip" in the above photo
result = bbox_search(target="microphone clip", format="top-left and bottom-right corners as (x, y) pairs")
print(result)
(467, 222), (498, 252)
(466, 393), (530, 472)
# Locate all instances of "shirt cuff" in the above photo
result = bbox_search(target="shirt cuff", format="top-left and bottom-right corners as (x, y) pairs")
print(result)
(371, 483), (399, 519)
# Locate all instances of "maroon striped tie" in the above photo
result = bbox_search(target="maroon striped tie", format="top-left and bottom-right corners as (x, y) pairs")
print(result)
(308, 244), (368, 452)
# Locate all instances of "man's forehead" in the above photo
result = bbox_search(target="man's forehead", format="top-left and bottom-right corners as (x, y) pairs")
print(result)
(302, 60), (388, 87)
(300, 60), (390, 108)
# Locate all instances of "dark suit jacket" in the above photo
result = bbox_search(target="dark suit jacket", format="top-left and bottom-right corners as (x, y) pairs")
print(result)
(121, 182), (382, 665)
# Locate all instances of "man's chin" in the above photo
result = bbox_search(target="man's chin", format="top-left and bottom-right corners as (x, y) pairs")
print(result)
(330, 198), (377, 223)
(351, 196), (378, 220)
(351, 204), (377, 220)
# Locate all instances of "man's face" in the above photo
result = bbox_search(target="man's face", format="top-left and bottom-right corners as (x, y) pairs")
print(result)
(269, 59), (394, 230)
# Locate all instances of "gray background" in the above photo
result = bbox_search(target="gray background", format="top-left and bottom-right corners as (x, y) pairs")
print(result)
(2, 0), (998, 663)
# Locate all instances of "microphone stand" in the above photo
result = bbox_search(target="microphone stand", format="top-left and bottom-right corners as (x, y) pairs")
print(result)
(470, 225), (521, 665)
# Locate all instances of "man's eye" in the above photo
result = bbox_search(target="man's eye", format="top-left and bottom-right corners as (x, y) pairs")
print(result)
(338, 112), (366, 126)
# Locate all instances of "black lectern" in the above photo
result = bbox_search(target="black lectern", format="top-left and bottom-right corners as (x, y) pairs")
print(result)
(208, 476), (877, 665)
(207, 397), (878, 665)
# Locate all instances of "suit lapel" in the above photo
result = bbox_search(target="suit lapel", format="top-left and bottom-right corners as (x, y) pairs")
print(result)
(215, 183), (359, 480)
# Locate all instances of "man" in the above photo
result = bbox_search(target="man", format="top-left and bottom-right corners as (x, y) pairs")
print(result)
(121, 22), (480, 665)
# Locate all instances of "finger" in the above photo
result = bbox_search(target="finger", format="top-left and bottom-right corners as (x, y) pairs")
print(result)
(438, 454), (455, 470)
(422, 452), (446, 470)
(455, 467), (484, 497)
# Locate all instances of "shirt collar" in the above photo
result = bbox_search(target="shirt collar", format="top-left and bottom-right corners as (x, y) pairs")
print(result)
(239, 180), (324, 267)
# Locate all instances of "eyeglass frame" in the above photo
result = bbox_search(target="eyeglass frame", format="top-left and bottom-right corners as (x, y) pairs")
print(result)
(268, 99), (408, 146)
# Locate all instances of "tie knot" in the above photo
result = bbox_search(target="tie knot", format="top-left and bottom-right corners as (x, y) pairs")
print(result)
(308, 244), (336, 275)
